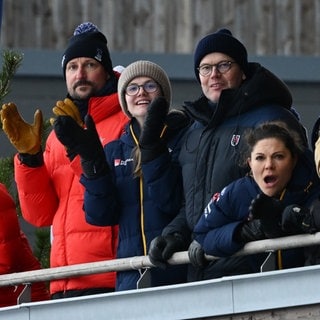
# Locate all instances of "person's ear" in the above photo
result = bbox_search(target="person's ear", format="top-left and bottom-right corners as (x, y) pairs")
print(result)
(247, 157), (252, 168)
(292, 155), (298, 168)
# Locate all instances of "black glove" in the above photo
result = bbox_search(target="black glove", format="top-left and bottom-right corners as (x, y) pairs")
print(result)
(163, 109), (191, 136)
(248, 193), (285, 238)
(310, 198), (320, 231)
(139, 97), (169, 163)
(53, 115), (108, 178)
(148, 233), (186, 269)
(188, 240), (208, 268)
(233, 220), (265, 243)
(282, 200), (320, 234)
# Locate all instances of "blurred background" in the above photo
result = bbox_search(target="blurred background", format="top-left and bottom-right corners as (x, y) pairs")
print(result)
(0, 0), (319, 156)
(0, 0), (320, 263)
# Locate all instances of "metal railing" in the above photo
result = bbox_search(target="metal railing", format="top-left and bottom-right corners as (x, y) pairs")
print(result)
(1, 232), (320, 288)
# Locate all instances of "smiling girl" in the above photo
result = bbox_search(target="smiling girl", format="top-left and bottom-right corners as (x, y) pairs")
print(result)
(79, 60), (191, 290)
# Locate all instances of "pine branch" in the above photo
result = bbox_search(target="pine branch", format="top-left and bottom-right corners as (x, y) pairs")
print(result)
(34, 228), (51, 269)
(0, 49), (23, 103)
(0, 50), (52, 268)
(0, 156), (15, 193)
(0, 49), (23, 198)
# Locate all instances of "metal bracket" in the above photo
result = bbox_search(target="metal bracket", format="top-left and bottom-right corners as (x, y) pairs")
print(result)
(260, 251), (276, 272)
(137, 268), (151, 289)
(17, 283), (31, 305)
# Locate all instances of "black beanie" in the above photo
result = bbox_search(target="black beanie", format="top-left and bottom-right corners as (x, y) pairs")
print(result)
(194, 28), (248, 82)
(61, 22), (113, 77)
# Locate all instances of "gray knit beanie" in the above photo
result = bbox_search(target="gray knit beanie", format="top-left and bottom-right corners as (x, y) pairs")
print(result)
(117, 60), (172, 118)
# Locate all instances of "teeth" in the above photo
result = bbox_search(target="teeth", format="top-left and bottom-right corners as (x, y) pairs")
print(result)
(137, 101), (149, 105)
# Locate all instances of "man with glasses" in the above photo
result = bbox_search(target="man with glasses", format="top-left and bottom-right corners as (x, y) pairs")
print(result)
(149, 28), (317, 281)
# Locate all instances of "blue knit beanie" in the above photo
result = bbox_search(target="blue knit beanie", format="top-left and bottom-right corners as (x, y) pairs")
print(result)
(61, 22), (113, 78)
(194, 28), (248, 82)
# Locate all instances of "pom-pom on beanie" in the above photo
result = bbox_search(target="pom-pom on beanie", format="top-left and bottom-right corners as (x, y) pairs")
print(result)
(61, 22), (113, 78)
(194, 28), (248, 82)
(117, 60), (172, 118)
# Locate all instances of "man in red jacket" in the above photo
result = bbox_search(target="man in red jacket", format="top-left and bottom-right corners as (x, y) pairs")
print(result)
(0, 22), (128, 299)
(0, 183), (50, 307)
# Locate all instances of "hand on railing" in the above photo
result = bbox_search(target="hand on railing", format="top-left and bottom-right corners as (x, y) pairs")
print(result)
(1, 233), (320, 287)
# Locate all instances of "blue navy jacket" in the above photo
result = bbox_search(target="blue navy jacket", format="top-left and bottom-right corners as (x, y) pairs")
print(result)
(81, 116), (189, 290)
(160, 63), (320, 280)
(193, 151), (320, 270)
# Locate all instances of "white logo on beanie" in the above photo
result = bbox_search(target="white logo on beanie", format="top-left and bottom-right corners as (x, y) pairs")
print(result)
(95, 48), (103, 63)
(61, 55), (66, 68)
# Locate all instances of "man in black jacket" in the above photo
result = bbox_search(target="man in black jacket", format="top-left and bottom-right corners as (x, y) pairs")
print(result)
(148, 28), (317, 281)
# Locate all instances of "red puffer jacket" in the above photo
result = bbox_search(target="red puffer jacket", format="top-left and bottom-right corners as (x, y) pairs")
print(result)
(14, 93), (128, 296)
(0, 183), (50, 307)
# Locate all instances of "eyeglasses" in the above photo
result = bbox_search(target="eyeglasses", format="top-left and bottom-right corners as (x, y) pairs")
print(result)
(197, 61), (235, 76)
(125, 81), (159, 96)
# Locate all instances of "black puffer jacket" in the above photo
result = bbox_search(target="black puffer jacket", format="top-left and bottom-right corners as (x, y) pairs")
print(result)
(164, 63), (310, 239)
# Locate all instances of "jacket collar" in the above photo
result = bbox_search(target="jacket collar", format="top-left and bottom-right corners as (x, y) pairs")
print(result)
(183, 62), (292, 126)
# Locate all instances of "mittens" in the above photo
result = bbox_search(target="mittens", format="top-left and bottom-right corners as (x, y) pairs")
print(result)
(248, 193), (285, 238)
(282, 201), (320, 235)
(188, 240), (208, 268)
(53, 114), (108, 178)
(233, 219), (265, 243)
(148, 233), (186, 269)
(139, 97), (169, 163)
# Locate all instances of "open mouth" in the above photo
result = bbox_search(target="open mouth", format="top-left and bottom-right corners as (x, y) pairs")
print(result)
(210, 83), (223, 89)
(264, 175), (277, 184)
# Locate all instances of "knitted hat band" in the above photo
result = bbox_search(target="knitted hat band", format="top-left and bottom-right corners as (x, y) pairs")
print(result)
(194, 28), (248, 82)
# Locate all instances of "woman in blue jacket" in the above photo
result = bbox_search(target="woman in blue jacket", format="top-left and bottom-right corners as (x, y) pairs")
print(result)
(78, 61), (190, 290)
(190, 121), (320, 275)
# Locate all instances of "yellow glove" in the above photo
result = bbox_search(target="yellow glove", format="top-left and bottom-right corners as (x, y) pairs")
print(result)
(50, 98), (83, 127)
(0, 102), (43, 154)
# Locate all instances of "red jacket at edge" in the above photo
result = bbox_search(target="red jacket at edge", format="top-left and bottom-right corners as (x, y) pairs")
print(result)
(14, 93), (128, 295)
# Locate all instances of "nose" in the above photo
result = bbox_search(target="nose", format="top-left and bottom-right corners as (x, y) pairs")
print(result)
(209, 66), (220, 77)
(137, 86), (147, 95)
(265, 157), (274, 169)
(75, 66), (86, 79)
